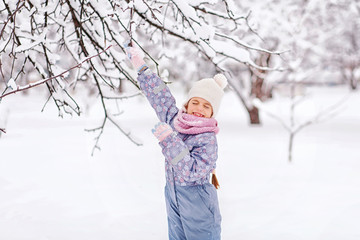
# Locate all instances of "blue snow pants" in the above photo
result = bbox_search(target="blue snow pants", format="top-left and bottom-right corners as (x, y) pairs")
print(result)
(164, 183), (221, 240)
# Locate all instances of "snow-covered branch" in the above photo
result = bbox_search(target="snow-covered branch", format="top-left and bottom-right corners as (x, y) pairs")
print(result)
(6, 0), (353, 149)
(103, 92), (142, 100)
(0, 45), (113, 99)
(214, 33), (288, 56)
(254, 85), (350, 162)
(293, 94), (349, 134)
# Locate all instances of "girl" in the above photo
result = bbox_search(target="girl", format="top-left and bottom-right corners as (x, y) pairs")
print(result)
(125, 45), (226, 240)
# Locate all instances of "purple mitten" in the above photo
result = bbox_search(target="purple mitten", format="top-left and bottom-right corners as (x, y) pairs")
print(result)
(152, 122), (173, 142)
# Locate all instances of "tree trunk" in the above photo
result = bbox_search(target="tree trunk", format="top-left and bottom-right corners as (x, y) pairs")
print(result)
(247, 53), (272, 125)
(288, 132), (294, 162)
(118, 79), (124, 93)
(350, 76), (358, 90)
(250, 53), (271, 101)
(248, 107), (260, 124)
(252, 77), (265, 100)
(249, 77), (262, 124)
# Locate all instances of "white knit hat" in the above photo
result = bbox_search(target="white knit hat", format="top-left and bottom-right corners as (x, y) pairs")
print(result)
(186, 74), (228, 118)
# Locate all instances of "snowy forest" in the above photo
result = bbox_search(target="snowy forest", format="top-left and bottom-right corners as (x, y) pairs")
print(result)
(0, 0), (359, 239)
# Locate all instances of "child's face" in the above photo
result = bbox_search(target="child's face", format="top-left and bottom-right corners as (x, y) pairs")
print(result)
(186, 97), (213, 118)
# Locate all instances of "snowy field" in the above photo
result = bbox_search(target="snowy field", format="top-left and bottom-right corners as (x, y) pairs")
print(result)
(0, 84), (359, 240)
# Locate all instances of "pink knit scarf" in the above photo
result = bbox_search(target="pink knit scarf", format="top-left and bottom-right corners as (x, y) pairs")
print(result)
(174, 110), (219, 135)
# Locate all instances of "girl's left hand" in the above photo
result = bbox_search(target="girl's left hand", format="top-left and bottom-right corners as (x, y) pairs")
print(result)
(152, 122), (173, 142)
(123, 41), (146, 72)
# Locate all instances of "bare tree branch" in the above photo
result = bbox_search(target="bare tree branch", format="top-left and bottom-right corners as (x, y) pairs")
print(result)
(0, 0), (293, 148)
(0, 45), (113, 99)
(0, 1), (25, 39)
(103, 92), (142, 100)
(215, 33), (288, 55)
(86, 73), (142, 155)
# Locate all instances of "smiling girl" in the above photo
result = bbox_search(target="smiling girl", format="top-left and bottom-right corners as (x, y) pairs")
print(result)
(186, 97), (213, 118)
(125, 44), (227, 240)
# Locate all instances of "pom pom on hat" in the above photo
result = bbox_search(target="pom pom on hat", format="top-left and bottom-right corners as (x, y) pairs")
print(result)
(214, 74), (228, 89)
(186, 73), (228, 118)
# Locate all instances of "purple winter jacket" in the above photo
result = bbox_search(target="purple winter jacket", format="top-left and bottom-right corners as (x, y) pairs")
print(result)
(138, 69), (218, 186)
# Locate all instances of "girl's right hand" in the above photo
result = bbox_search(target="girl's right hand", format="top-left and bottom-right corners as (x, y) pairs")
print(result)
(152, 122), (173, 142)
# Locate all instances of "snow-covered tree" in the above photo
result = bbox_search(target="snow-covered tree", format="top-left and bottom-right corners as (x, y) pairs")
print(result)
(247, 0), (359, 161)
(2, 0), (356, 150)
(318, 0), (360, 90)
(0, 0), (283, 150)
(230, 0), (360, 125)
(1, 0), (147, 152)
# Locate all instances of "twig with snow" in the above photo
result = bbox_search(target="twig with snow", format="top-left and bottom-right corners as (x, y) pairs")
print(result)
(133, 2), (285, 72)
(85, 69), (142, 155)
(170, 0), (198, 34)
(215, 33), (288, 56)
(141, 0), (162, 25)
(292, 94), (350, 134)
(253, 89), (350, 162)
(0, 1), (25, 41)
(107, 114), (143, 146)
(86, 110), (143, 156)
(0, 45), (113, 100)
(103, 92), (142, 100)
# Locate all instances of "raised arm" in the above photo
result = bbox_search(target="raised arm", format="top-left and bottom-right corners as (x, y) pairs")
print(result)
(137, 70), (179, 124)
(125, 45), (179, 124)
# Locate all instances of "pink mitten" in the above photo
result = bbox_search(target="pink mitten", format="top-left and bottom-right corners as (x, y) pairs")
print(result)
(152, 122), (173, 142)
(124, 45), (146, 72)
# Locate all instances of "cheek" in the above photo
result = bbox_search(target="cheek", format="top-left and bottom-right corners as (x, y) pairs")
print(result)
(206, 107), (213, 117)
(185, 105), (192, 114)
(188, 104), (196, 111)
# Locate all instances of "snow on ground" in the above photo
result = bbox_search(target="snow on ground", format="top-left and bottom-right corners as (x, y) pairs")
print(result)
(0, 85), (359, 240)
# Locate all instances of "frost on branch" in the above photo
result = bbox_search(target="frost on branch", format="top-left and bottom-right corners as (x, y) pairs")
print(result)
(0, 0), (142, 151)
(0, 0), (286, 148)
(7, 78), (16, 90)
(0, 0), (291, 150)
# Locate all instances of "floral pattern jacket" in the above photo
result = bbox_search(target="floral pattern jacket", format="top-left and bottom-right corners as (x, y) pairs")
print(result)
(138, 69), (218, 186)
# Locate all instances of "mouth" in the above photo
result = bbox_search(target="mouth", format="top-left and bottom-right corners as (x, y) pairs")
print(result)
(192, 112), (205, 117)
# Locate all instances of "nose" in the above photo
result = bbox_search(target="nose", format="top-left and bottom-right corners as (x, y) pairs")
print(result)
(195, 105), (204, 113)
